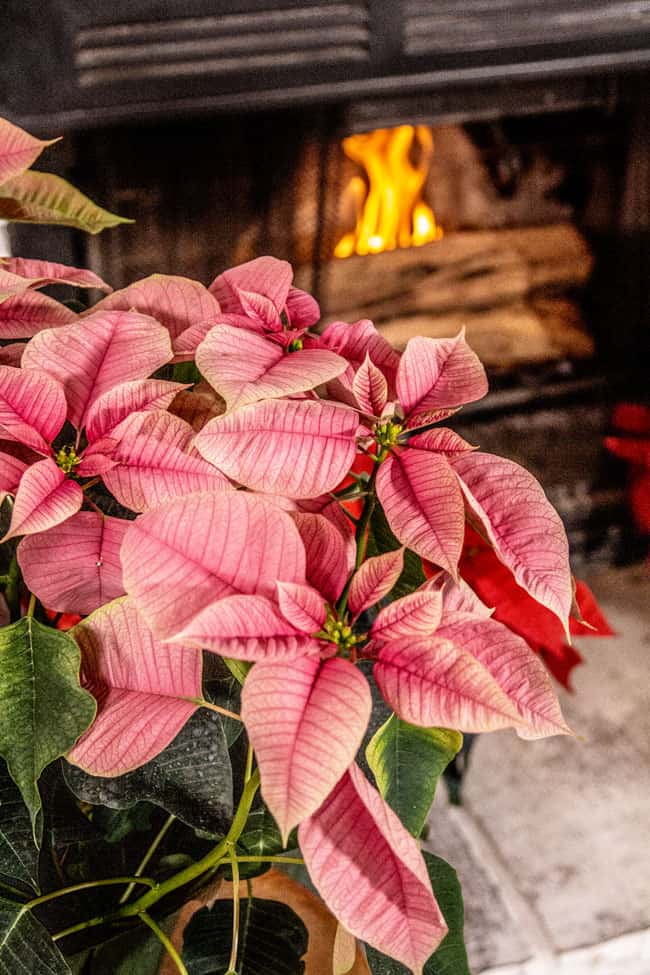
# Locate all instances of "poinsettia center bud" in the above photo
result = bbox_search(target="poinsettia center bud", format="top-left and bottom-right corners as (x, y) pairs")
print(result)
(324, 617), (359, 652)
(374, 419), (403, 449)
(55, 445), (81, 474)
(287, 338), (303, 352)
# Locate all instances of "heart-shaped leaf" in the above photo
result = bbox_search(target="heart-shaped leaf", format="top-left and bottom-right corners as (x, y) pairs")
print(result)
(0, 290), (77, 339)
(376, 451), (464, 577)
(396, 332), (487, 420)
(450, 451), (572, 631)
(348, 549), (404, 618)
(436, 614), (571, 739)
(169, 593), (319, 660)
(298, 763), (447, 973)
(374, 634), (528, 735)
(182, 897), (308, 975)
(0, 257), (112, 293)
(242, 657), (371, 841)
(196, 324), (346, 411)
(85, 379), (188, 442)
(195, 398), (359, 499)
(0, 118), (56, 186)
(22, 309), (172, 429)
(370, 589), (442, 645)
(2, 459), (83, 541)
(0, 617), (96, 833)
(364, 852), (470, 975)
(18, 511), (128, 615)
(352, 353), (388, 416)
(89, 411), (231, 512)
(292, 511), (355, 605)
(64, 709), (232, 836)
(0, 169), (132, 233)
(91, 274), (221, 353)
(0, 364), (66, 454)
(121, 492), (307, 640)
(366, 717), (461, 837)
(67, 597), (203, 776)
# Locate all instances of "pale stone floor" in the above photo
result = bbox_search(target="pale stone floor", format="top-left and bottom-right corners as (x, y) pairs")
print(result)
(425, 564), (650, 975)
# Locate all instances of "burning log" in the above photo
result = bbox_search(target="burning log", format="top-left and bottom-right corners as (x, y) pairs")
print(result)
(296, 223), (593, 325)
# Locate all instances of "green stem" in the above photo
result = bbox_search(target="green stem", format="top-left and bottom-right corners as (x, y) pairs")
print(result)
(187, 697), (242, 722)
(26, 592), (36, 618)
(244, 743), (254, 784)
(140, 911), (190, 975)
(225, 855), (304, 866)
(54, 769), (262, 942)
(27, 877), (156, 912)
(226, 845), (240, 974)
(0, 879), (29, 901)
(119, 814), (176, 905)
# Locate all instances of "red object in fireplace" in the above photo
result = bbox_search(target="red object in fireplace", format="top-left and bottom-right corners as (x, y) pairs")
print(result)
(605, 403), (650, 541)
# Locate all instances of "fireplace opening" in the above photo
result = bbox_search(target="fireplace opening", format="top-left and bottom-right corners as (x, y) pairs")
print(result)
(8, 83), (648, 564)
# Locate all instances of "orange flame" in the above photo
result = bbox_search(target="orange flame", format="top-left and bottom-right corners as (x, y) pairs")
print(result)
(335, 125), (442, 258)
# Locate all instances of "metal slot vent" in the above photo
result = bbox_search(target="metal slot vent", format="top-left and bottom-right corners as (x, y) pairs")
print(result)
(404, 0), (650, 56)
(74, 4), (369, 88)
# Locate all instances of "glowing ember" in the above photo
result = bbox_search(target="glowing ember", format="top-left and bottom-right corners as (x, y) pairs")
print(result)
(335, 125), (443, 258)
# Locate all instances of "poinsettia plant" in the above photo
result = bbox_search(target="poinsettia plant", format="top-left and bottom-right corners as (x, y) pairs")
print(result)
(0, 117), (608, 975)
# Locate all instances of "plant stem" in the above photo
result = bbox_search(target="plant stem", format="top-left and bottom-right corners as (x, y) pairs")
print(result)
(26, 592), (36, 618)
(119, 814), (176, 905)
(27, 876), (156, 911)
(189, 697), (242, 722)
(0, 879), (30, 901)
(223, 855), (304, 866)
(53, 769), (262, 942)
(244, 743), (254, 784)
(226, 845), (240, 974)
(140, 911), (190, 975)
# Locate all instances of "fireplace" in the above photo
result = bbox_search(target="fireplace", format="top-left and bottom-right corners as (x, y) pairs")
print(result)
(5, 3), (649, 564)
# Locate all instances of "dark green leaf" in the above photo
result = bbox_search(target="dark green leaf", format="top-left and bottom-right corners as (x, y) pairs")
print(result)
(365, 853), (470, 975)
(0, 170), (132, 234)
(73, 921), (169, 974)
(366, 717), (462, 837)
(0, 618), (96, 836)
(183, 897), (307, 974)
(367, 504), (426, 599)
(239, 806), (286, 859)
(0, 895), (71, 973)
(0, 762), (38, 890)
(203, 655), (243, 747)
(64, 710), (232, 837)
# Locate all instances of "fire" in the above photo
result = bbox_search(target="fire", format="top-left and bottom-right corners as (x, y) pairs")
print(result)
(334, 125), (442, 258)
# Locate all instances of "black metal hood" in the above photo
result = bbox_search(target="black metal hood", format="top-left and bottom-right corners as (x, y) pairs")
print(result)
(3, 1), (650, 131)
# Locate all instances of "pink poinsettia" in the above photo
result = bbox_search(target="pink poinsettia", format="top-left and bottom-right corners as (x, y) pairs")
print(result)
(1, 311), (231, 613)
(124, 491), (569, 837)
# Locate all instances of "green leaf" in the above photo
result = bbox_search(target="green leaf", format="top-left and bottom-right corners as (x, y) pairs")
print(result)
(367, 504), (426, 599)
(0, 618), (96, 837)
(365, 853), (469, 975)
(366, 716), (462, 837)
(0, 170), (133, 234)
(239, 805), (286, 858)
(0, 895), (71, 973)
(0, 762), (38, 891)
(183, 897), (308, 974)
(63, 709), (233, 837)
